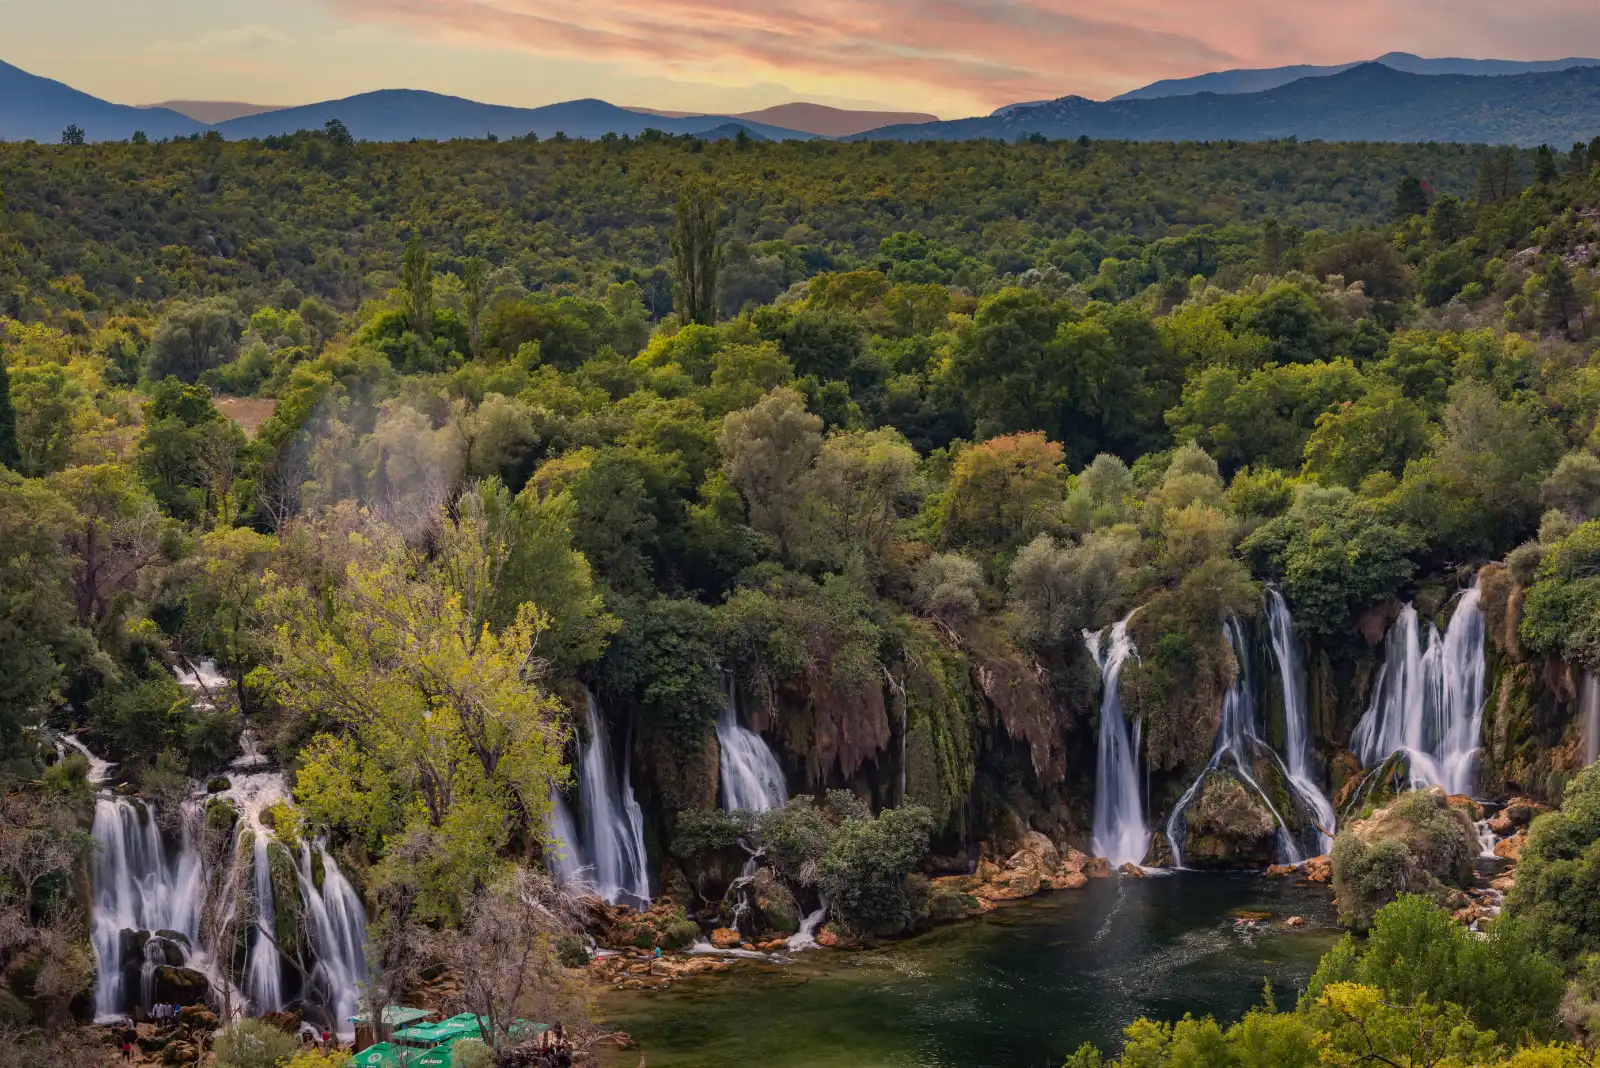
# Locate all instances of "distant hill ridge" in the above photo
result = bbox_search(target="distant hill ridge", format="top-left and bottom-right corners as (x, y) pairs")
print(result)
(853, 62), (1600, 147)
(1112, 51), (1600, 101)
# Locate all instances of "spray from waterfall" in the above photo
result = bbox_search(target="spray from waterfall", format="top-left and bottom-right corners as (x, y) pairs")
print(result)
(716, 684), (788, 812)
(1087, 613), (1149, 868)
(1265, 590), (1337, 853)
(1351, 584), (1486, 796)
(1163, 618), (1301, 869)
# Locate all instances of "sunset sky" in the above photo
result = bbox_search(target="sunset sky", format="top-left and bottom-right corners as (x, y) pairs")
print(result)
(10, 0), (1600, 117)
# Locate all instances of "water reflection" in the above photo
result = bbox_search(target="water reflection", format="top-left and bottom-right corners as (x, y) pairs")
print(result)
(598, 873), (1339, 1068)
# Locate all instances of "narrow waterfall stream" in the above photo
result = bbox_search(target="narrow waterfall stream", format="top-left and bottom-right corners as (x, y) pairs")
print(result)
(1164, 618), (1301, 869)
(1583, 672), (1600, 766)
(1265, 591), (1337, 853)
(1351, 584), (1487, 795)
(716, 684), (788, 812)
(294, 843), (370, 1037)
(1088, 613), (1149, 867)
(244, 828), (283, 1014)
(578, 689), (652, 905)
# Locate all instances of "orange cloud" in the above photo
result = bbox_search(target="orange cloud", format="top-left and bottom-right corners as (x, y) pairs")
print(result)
(319, 0), (1600, 111)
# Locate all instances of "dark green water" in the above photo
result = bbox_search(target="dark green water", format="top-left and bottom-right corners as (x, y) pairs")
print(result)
(596, 873), (1339, 1068)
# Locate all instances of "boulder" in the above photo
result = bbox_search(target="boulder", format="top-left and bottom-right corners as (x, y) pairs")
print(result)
(1264, 863), (1299, 879)
(1054, 871), (1088, 890)
(1488, 814), (1514, 836)
(816, 929), (840, 948)
(1084, 857), (1112, 879)
(979, 867), (1041, 901)
(1331, 788), (1477, 930)
(709, 927), (741, 950)
(1302, 855), (1332, 884)
(1180, 770), (1279, 869)
(1009, 831), (1061, 874)
(750, 869), (800, 936)
(1494, 832), (1527, 863)
(1118, 863), (1146, 878)
(177, 1006), (216, 1031)
(1284, 916), (1306, 928)
(152, 967), (209, 1007)
(162, 1041), (199, 1065)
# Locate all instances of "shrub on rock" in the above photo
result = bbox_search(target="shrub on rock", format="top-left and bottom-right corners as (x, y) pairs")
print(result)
(1331, 787), (1475, 930)
(1507, 762), (1600, 966)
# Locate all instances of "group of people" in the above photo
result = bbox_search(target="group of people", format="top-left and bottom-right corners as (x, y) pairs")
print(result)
(149, 1002), (182, 1028)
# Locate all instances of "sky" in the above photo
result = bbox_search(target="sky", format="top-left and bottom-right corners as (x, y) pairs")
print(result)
(8, 0), (1600, 118)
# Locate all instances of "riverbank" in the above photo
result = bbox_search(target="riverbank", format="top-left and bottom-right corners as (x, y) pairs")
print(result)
(593, 871), (1340, 1068)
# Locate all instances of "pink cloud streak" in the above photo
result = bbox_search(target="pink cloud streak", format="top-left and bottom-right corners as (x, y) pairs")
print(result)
(320, 0), (1600, 111)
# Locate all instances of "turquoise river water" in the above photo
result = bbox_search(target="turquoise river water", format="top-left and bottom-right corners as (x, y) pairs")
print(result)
(596, 872), (1340, 1068)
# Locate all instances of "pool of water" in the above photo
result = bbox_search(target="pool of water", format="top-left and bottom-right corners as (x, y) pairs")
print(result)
(596, 872), (1339, 1068)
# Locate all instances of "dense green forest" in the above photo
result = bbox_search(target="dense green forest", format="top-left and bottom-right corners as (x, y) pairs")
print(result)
(9, 130), (1600, 1065)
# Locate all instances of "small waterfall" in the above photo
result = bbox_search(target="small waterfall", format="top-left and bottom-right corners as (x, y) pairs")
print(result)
(786, 897), (830, 953)
(61, 733), (115, 784)
(294, 844), (369, 1038)
(1087, 613), (1149, 868)
(578, 689), (651, 905)
(244, 829), (282, 1014)
(1584, 672), (1600, 766)
(1351, 584), (1486, 796)
(89, 798), (206, 1018)
(716, 685), (788, 812)
(1265, 590), (1336, 853)
(1164, 618), (1301, 869)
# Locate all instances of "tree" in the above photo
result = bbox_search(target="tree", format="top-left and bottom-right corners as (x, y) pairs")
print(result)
(1534, 144), (1560, 185)
(263, 514), (567, 918)
(671, 182), (722, 326)
(401, 235), (434, 342)
(721, 387), (823, 557)
(1427, 194), (1469, 244)
(939, 431), (1066, 558)
(803, 426), (920, 564)
(1536, 256), (1582, 337)
(323, 118), (354, 148)
(1507, 761), (1600, 966)
(0, 350), (17, 470)
(48, 463), (172, 627)
(1475, 146), (1521, 203)
(462, 256), (489, 357)
(1302, 386), (1428, 489)
(59, 125), (85, 146)
(1394, 174), (1428, 218)
(146, 298), (243, 382)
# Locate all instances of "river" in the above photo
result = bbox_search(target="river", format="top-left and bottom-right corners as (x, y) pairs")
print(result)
(596, 872), (1339, 1067)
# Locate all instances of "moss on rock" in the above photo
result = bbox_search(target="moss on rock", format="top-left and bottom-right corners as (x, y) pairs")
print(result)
(1331, 787), (1476, 931)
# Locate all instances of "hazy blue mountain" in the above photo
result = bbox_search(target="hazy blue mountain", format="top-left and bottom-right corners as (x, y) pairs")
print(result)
(854, 63), (1600, 147)
(214, 90), (810, 142)
(1113, 51), (1600, 101)
(0, 59), (204, 142)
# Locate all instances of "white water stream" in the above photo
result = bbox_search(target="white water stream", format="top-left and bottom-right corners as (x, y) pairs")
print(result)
(716, 684), (788, 812)
(1265, 591), (1337, 853)
(576, 689), (652, 905)
(1088, 613), (1149, 868)
(1350, 584), (1487, 796)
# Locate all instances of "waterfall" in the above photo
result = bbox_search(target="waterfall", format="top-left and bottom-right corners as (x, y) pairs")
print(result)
(1583, 672), (1600, 766)
(786, 897), (830, 953)
(1087, 613), (1149, 868)
(1163, 618), (1301, 869)
(1351, 584), (1486, 796)
(578, 689), (652, 905)
(716, 685), (788, 812)
(294, 843), (369, 1038)
(1265, 590), (1337, 853)
(244, 829), (282, 1014)
(89, 798), (205, 1018)
(61, 734), (115, 784)
(547, 788), (586, 886)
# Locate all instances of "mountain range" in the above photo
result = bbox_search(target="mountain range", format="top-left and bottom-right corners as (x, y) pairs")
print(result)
(9, 54), (1600, 148)
(856, 63), (1600, 147)
(1111, 51), (1600, 101)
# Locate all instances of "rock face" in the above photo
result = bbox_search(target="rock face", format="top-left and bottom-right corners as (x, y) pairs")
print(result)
(152, 966), (209, 1006)
(750, 868), (800, 936)
(1182, 771), (1278, 869)
(1331, 787), (1477, 930)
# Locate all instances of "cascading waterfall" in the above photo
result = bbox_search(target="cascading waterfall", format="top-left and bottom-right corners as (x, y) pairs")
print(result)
(1350, 584), (1487, 796)
(294, 843), (370, 1038)
(716, 684), (788, 812)
(1163, 618), (1301, 869)
(1087, 613), (1149, 868)
(1265, 590), (1337, 853)
(1583, 672), (1600, 767)
(89, 798), (205, 1018)
(244, 826), (283, 1014)
(578, 689), (652, 905)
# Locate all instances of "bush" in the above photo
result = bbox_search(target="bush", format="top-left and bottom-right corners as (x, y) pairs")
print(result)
(816, 803), (935, 937)
(1308, 894), (1563, 1041)
(213, 1018), (300, 1068)
(1331, 789), (1475, 930)
(1508, 762), (1600, 966)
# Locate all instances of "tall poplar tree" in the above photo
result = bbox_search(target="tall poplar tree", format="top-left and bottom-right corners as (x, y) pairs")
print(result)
(0, 349), (18, 470)
(671, 183), (722, 326)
